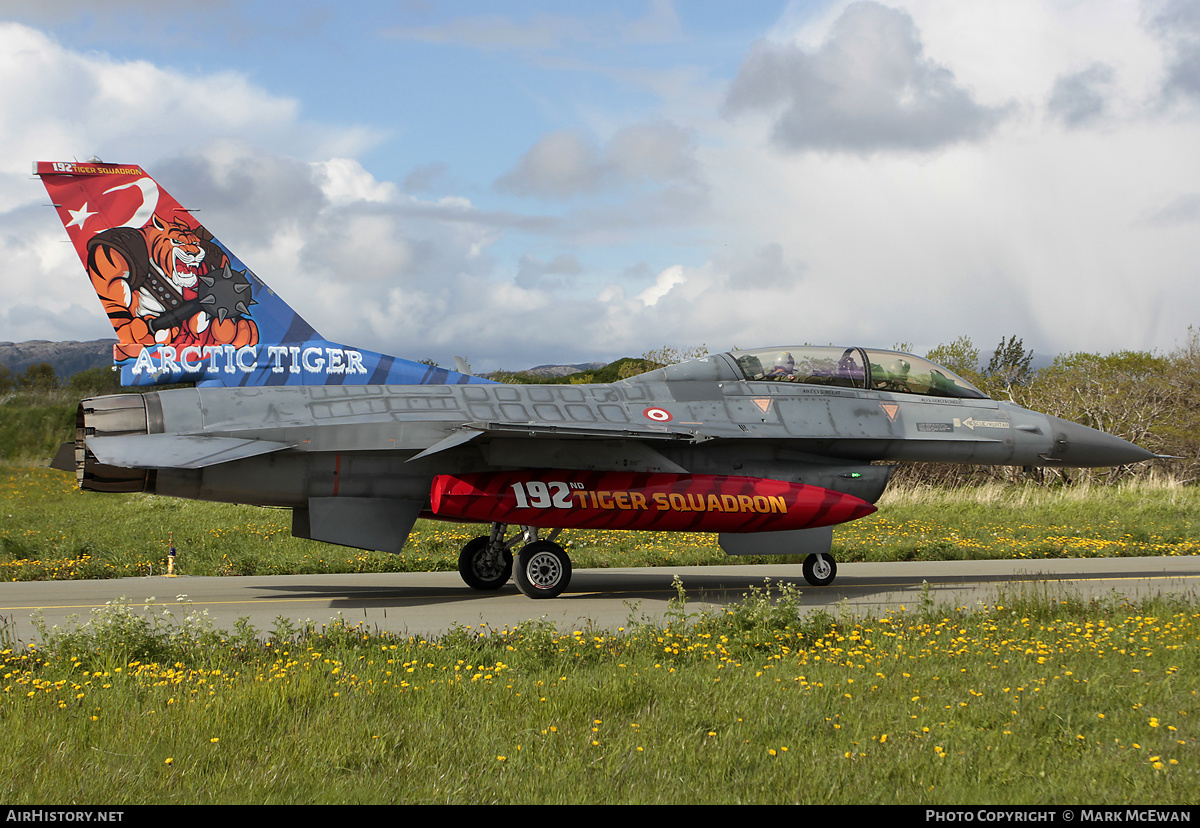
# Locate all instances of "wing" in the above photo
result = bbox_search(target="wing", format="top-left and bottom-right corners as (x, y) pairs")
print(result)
(408, 419), (707, 463)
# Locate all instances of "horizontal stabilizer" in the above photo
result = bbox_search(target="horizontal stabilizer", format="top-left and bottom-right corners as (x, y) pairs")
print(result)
(50, 442), (75, 473)
(85, 434), (293, 469)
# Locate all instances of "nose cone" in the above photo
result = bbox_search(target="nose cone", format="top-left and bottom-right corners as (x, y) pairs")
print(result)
(1044, 416), (1155, 467)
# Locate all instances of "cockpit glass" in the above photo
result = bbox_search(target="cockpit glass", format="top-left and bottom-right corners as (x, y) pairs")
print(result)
(732, 347), (866, 389)
(861, 349), (987, 399)
(730, 346), (988, 399)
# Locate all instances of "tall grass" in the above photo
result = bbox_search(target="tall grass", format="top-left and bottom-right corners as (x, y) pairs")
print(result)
(1, 588), (1195, 804)
(0, 393), (75, 462)
(834, 473), (1200, 564)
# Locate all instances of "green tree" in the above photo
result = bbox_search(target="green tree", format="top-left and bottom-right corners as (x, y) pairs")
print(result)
(1036, 350), (1170, 481)
(68, 365), (122, 396)
(18, 362), (57, 392)
(925, 336), (982, 385)
(0, 364), (12, 393)
(984, 335), (1034, 400)
(618, 344), (711, 379)
(1155, 327), (1200, 481)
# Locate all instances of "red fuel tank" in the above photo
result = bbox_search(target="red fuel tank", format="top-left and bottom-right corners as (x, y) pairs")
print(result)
(429, 471), (876, 533)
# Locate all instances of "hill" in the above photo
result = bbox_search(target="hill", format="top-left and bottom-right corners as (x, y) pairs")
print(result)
(0, 339), (115, 381)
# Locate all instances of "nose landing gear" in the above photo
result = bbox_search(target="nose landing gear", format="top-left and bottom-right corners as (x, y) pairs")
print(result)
(802, 552), (837, 587)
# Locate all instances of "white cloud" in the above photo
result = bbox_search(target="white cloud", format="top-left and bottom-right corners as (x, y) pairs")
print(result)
(1048, 64), (1117, 127)
(313, 158), (398, 207)
(1144, 0), (1200, 107)
(495, 131), (601, 199)
(1139, 192), (1200, 226)
(0, 22), (383, 178)
(495, 120), (697, 199)
(635, 265), (685, 306)
(0, 24), (286, 174)
(723, 1), (1010, 154)
(698, 1), (1200, 359)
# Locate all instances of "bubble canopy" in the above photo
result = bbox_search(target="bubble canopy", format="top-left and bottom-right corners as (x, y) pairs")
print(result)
(729, 346), (988, 400)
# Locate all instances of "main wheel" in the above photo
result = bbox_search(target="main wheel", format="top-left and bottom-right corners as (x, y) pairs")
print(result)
(802, 553), (837, 587)
(458, 536), (512, 591)
(514, 540), (572, 599)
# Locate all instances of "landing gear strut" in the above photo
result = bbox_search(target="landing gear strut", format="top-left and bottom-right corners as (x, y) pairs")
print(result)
(456, 523), (572, 598)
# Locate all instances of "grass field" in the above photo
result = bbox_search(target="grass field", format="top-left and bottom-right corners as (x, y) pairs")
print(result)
(1, 587), (1195, 804)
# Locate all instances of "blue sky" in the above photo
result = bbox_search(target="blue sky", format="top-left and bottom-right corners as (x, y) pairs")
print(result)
(3, 1), (1199, 371)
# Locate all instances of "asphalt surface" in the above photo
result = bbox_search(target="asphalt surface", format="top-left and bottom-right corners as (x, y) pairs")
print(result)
(1, 556), (1198, 642)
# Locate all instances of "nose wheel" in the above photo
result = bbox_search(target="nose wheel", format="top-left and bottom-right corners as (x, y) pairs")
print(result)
(802, 553), (837, 587)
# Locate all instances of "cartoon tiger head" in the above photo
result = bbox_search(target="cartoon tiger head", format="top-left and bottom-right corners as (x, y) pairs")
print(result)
(141, 214), (206, 291)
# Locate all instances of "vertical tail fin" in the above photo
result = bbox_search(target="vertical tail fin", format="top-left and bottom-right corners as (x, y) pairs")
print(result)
(36, 161), (488, 388)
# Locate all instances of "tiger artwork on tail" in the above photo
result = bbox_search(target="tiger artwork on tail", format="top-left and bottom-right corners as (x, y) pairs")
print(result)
(85, 214), (258, 362)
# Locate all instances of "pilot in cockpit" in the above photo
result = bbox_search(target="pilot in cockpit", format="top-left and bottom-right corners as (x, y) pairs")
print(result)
(768, 351), (796, 379)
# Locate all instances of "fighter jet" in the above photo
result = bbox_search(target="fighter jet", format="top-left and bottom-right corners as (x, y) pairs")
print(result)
(36, 161), (1155, 598)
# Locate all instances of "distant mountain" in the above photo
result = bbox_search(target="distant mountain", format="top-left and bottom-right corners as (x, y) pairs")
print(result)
(0, 339), (115, 382)
(516, 362), (608, 378)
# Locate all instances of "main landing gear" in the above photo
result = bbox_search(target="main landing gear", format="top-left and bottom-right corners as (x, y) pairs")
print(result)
(457, 524), (571, 599)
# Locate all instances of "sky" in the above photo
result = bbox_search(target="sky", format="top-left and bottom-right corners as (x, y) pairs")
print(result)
(1, 0), (1198, 372)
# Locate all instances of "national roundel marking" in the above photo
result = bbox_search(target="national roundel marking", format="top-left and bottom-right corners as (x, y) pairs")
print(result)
(643, 407), (672, 422)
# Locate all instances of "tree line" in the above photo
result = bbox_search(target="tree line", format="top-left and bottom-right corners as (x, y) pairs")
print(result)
(0, 363), (121, 396)
(898, 332), (1197, 485)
